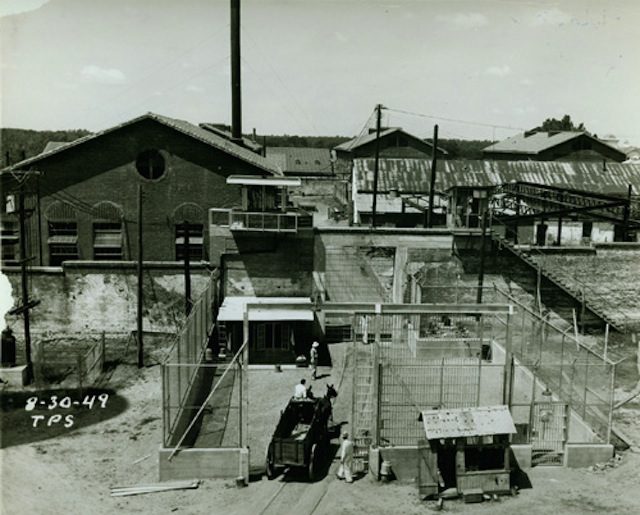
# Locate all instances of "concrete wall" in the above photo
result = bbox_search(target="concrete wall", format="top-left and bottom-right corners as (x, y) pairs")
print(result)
(2, 262), (210, 335)
(564, 443), (613, 468)
(219, 232), (314, 297)
(158, 447), (249, 481)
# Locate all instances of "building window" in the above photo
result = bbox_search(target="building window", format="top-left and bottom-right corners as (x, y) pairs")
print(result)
(175, 223), (204, 261)
(93, 222), (123, 260)
(1, 219), (18, 262)
(582, 221), (593, 239)
(136, 149), (166, 180)
(48, 221), (78, 266)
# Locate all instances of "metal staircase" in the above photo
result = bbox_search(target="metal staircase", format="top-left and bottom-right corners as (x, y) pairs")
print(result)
(490, 231), (627, 332)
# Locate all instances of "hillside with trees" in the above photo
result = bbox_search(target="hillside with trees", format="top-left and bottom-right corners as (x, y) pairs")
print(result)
(1, 128), (91, 166)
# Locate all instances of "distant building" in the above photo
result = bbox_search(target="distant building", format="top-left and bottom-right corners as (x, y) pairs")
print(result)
(482, 130), (627, 163)
(265, 147), (333, 177)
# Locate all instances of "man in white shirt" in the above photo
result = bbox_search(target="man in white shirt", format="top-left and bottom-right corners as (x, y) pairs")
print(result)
(293, 378), (307, 399)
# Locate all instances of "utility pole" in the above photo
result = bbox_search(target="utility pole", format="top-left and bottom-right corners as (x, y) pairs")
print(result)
(183, 220), (192, 315)
(137, 184), (144, 368)
(622, 184), (632, 242)
(371, 103), (383, 228)
(426, 124), (439, 228)
(476, 210), (488, 305)
(6, 180), (40, 381)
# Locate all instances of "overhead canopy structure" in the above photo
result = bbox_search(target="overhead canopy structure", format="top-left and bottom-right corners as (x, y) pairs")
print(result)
(217, 296), (314, 322)
(226, 175), (301, 187)
(421, 405), (516, 440)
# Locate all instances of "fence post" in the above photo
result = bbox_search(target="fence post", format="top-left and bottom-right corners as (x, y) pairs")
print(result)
(583, 355), (589, 420)
(372, 309), (381, 447)
(77, 352), (83, 395)
(439, 357), (445, 407)
(101, 332), (106, 372)
(607, 363), (616, 444)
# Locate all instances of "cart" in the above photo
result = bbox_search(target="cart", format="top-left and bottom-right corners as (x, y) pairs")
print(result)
(265, 397), (332, 480)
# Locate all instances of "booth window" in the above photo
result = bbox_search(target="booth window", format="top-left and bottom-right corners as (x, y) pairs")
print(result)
(175, 223), (204, 261)
(93, 222), (123, 260)
(464, 447), (505, 471)
(48, 221), (78, 265)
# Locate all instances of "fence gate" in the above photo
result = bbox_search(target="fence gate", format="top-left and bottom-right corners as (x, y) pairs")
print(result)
(531, 401), (568, 466)
(352, 326), (374, 473)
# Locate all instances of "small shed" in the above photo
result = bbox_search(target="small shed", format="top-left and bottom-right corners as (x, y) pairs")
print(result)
(419, 405), (516, 496)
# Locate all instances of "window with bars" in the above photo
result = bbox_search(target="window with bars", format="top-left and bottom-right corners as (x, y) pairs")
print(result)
(175, 223), (204, 261)
(93, 222), (123, 260)
(48, 221), (78, 266)
(1, 219), (18, 262)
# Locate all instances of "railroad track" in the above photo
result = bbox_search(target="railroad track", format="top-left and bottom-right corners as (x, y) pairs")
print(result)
(257, 468), (335, 515)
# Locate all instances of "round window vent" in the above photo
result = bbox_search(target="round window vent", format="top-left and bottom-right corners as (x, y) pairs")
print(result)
(136, 149), (166, 180)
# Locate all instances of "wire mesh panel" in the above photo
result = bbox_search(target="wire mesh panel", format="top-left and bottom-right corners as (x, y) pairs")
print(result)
(531, 402), (568, 466)
(351, 334), (374, 471)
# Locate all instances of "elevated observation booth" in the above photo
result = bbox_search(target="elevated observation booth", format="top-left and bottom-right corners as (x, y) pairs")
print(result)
(209, 175), (312, 233)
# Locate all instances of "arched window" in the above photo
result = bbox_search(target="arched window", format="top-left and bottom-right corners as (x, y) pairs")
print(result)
(45, 201), (78, 265)
(92, 201), (124, 260)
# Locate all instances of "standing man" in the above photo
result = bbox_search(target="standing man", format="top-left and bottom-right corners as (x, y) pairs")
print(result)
(337, 431), (354, 483)
(310, 341), (319, 380)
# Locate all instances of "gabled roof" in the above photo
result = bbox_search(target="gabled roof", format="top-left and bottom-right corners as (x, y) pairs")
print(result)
(265, 147), (333, 175)
(483, 131), (626, 159)
(42, 141), (67, 153)
(353, 158), (640, 194)
(4, 112), (281, 176)
(334, 127), (448, 155)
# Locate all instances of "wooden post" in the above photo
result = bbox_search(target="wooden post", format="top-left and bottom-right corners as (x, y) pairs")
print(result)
(372, 308), (381, 446)
(18, 184), (33, 378)
(183, 220), (192, 315)
(556, 216), (563, 246)
(476, 210), (487, 305)
(137, 184), (144, 368)
(241, 307), (250, 447)
(371, 104), (382, 228)
(426, 124), (439, 228)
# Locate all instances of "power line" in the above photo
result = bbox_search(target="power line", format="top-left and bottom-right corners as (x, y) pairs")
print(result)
(385, 106), (526, 132)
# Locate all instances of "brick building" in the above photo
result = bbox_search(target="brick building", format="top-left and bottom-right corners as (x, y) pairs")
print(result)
(1, 112), (282, 266)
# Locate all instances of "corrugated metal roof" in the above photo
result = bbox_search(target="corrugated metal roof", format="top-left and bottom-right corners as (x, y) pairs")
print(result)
(4, 113), (282, 176)
(483, 131), (624, 157)
(354, 158), (640, 195)
(266, 147), (333, 175)
(421, 405), (516, 440)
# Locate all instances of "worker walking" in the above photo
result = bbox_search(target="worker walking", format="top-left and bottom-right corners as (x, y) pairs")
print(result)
(293, 378), (307, 399)
(336, 431), (354, 483)
(310, 341), (319, 380)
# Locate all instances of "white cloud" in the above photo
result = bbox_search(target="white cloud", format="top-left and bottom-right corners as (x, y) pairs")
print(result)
(485, 65), (511, 77)
(435, 13), (488, 29)
(81, 65), (127, 85)
(520, 78), (533, 86)
(0, 0), (49, 17)
(186, 85), (204, 93)
(514, 106), (537, 116)
(531, 8), (572, 26)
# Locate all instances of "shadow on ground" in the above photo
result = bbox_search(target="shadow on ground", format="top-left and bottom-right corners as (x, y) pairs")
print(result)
(0, 387), (128, 448)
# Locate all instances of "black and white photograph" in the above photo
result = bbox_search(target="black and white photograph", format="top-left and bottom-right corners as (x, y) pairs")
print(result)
(1, 1), (639, 513)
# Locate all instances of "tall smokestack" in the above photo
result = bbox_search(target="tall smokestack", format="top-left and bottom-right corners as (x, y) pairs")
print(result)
(230, 0), (242, 142)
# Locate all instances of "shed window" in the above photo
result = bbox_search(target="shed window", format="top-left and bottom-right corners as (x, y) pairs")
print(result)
(48, 222), (78, 265)
(93, 222), (123, 260)
(175, 223), (204, 261)
(582, 221), (593, 239)
(464, 447), (505, 471)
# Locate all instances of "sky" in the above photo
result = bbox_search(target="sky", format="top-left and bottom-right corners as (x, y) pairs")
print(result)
(1, 0), (639, 144)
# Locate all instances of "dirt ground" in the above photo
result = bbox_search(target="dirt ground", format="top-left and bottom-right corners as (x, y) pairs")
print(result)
(2, 342), (640, 515)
